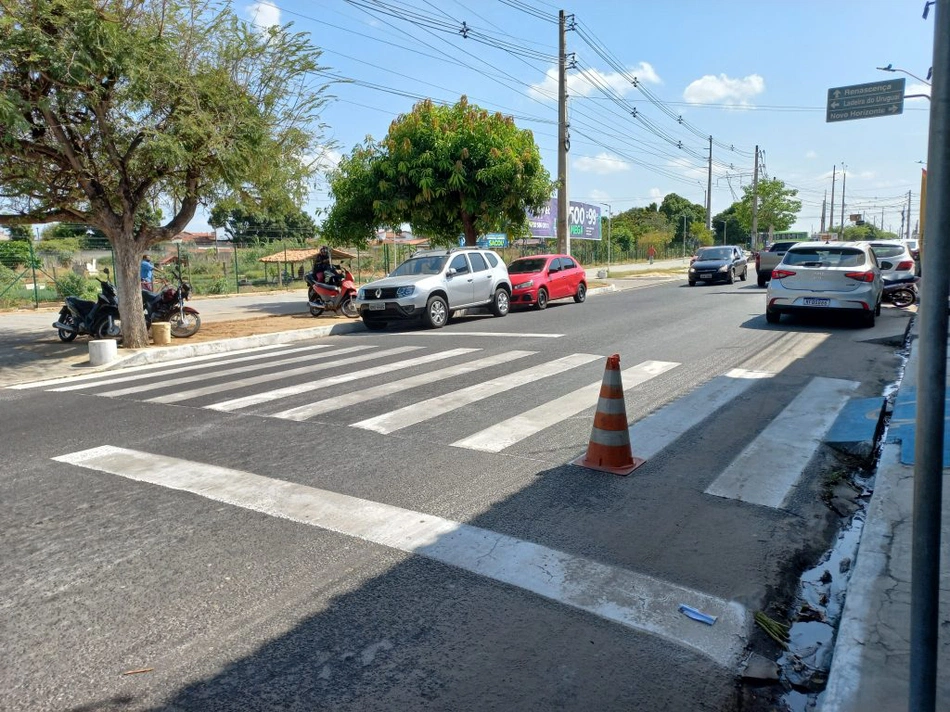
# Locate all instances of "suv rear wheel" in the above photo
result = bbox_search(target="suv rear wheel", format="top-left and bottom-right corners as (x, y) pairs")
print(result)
(489, 288), (510, 317)
(423, 295), (449, 328)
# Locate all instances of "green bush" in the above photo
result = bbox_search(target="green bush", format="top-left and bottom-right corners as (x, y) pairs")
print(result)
(55, 272), (95, 299)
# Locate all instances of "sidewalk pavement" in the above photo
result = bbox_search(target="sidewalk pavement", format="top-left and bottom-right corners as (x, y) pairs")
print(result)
(822, 319), (950, 711)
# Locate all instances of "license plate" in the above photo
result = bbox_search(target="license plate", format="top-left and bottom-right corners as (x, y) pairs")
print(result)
(700, 273), (712, 279)
(369, 302), (385, 311)
(803, 298), (830, 307)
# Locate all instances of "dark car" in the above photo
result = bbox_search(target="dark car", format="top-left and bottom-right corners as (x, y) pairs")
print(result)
(688, 245), (748, 286)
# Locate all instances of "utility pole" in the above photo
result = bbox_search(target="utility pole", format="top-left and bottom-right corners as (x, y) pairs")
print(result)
(750, 145), (759, 248)
(556, 10), (570, 255)
(706, 136), (713, 229)
(907, 190), (913, 240)
(829, 166), (837, 236)
(600, 203), (612, 271)
(911, 3), (949, 708)
(840, 164), (847, 237)
(820, 191), (827, 232)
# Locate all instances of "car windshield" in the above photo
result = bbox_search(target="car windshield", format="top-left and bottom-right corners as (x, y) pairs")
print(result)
(390, 255), (448, 277)
(508, 258), (548, 274)
(783, 247), (866, 268)
(696, 248), (733, 261)
(870, 244), (905, 259)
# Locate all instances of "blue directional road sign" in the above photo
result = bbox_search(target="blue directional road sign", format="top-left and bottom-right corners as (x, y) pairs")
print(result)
(826, 78), (905, 123)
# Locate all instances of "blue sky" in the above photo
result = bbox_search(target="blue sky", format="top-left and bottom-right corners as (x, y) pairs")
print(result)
(195, 0), (936, 238)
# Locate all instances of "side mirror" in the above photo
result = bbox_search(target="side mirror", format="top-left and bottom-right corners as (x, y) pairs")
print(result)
(447, 267), (457, 276)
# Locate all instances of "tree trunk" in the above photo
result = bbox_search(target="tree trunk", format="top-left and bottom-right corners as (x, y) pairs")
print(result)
(460, 210), (477, 246)
(112, 237), (150, 349)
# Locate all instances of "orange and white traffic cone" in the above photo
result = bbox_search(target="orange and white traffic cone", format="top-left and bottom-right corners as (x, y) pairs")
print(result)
(572, 353), (644, 476)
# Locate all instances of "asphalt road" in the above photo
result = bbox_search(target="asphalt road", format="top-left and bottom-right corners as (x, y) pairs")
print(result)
(0, 278), (910, 711)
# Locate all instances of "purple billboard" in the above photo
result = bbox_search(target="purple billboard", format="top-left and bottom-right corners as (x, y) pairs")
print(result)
(528, 199), (601, 241)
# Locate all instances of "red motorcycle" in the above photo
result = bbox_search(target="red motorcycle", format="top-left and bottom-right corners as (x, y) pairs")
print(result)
(306, 265), (359, 318)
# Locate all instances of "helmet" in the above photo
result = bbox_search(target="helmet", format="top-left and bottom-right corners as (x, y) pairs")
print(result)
(319, 246), (329, 258)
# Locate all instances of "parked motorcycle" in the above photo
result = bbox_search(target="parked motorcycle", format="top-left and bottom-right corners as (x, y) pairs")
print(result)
(882, 275), (919, 308)
(53, 268), (121, 342)
(306, 265), (359, 318)
(143, 268), (201, 337)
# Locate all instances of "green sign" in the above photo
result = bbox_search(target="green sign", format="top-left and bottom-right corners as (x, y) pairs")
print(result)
(826, 78), (905, 123)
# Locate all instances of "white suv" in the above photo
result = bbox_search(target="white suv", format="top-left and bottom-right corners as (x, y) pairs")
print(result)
(355, 248), (512, 330)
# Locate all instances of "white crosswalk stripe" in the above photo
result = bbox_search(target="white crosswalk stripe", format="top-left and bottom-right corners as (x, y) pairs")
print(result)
(208, 347), (481, 412)
(704, 376), (859, 508)
(271, 349), (537, 422)
(452, 360), (680, 453)
(9, 343), (298, 390)
(147, 346), (422, 405)
(52, 445), (750, 669)
(352, 352), (603, 435)
(626, 368), (772, 462)
(48, 345), (330, 392)
(21, 338), (860, 494)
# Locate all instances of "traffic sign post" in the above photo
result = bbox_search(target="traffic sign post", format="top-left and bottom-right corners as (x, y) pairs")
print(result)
(826, 78), (906, 123)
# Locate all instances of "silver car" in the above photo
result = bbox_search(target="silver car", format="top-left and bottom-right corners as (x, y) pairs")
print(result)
(355, 248), (512, 330)
(765, 241), (883, 327)
(868, 240), (917, 282)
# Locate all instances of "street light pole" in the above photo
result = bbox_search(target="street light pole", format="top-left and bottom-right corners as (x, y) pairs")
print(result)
(718, 220), (728, 245)
(599, 203), (612, 274)
(681, 214), (689, 259)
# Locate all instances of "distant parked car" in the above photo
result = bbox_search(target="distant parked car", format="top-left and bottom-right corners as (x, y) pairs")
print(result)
(509, 254), (587, 309)
(766, 241), (882, 327)
(687, 245), (748, 286)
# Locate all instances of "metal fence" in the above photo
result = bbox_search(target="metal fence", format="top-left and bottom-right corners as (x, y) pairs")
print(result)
(0, 237), (678, 309)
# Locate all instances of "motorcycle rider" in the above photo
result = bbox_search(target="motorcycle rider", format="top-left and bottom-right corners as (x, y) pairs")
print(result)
(311, 246), (339, 286)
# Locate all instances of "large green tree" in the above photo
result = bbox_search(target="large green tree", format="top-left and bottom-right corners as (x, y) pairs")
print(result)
(658, 193), (705, 244)
(0, 0), (330, 347)
(323, 97), (552, 247)
(209, 204), (318, 245)
(734, 178), (802, 237)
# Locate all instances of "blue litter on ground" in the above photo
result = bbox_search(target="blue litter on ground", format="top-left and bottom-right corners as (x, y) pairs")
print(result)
(885, 385), (950, 466)
(678, 604), (717, 625)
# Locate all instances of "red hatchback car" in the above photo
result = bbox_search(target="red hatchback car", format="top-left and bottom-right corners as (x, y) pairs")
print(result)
(508, 254), (587, 309)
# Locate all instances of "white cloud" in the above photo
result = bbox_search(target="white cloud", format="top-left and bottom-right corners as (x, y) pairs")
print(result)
(587, 189), (611, 204)
(574, 152), (631, 175)
(683, 73), (765, 106)
(246, 1), (280, 31)
(805, 150), (817, 159)
(312, 146), (342, 172)
(529, 62), (660, 100)
(906, 82), (931, 102)
(649, 188), (664, 201)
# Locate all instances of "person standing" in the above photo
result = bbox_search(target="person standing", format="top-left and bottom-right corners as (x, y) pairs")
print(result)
(140, 255), (155, 290)
(647, 245), (657, 265)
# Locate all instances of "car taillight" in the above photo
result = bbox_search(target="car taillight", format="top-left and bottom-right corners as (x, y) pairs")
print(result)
(844, 271), (876, 283)
(896, 260), (915, 271)
(771, 269), (796, 280)
(755, 253), (760, 269)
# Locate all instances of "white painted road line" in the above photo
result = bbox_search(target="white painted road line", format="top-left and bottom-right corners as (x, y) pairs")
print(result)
(407, 331), (564, 338)
(704, 376), (859, 509)
(52, 446), (750, 669)
(353, 353), (603, 434)
(207, 348), (481, 412)
(272, 350), (537, 422)
(452, 360), (680, 453)
(627, 368), (772, 462)
(147, 346), (423, 405)
(8, 343), (298, 390)
(52, 345), (337, 394)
